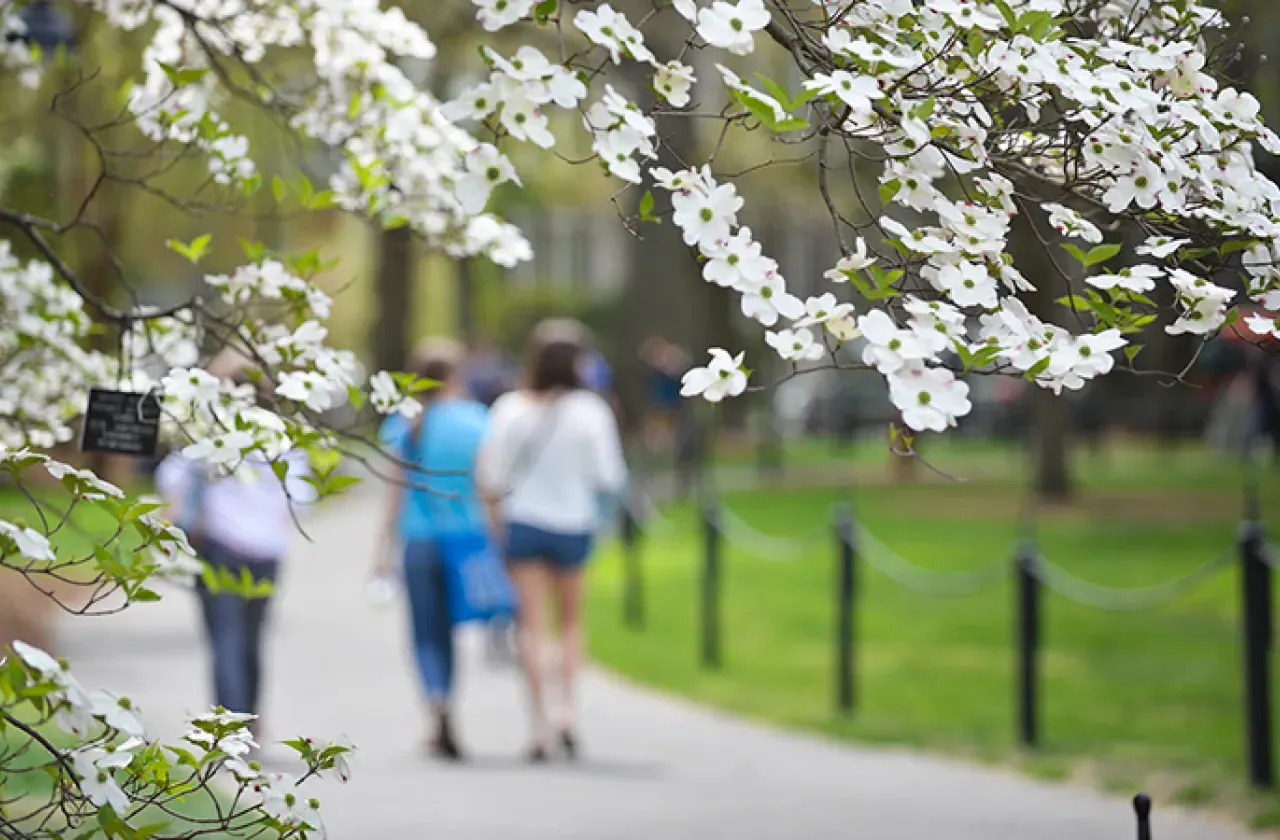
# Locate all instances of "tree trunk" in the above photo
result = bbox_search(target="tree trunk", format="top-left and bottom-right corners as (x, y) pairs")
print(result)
(1007, 187), (1074, 501)
(1029, 388), (1071, 500)
(372, 226), (414, 375)
(456, 257), (475, 343)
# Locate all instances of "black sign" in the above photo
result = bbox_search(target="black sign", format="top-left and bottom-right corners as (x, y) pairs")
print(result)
(80, 388), (161, 457)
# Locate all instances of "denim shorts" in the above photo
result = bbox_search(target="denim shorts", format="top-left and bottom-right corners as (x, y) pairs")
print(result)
(506, 522), (594, 570)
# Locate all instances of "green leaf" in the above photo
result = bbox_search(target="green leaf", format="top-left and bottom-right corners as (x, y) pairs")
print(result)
(1123, 344), (1143, 364)
(165, 233), (212, 264)
(121, 501), (165, 525)
(1018, 10), (1055, 39)
(271, 175), (287, 204)
(789, 85), (819, 110)
(534, 0), (558, 18)
(296, 175), (315, 203)
(638, 190), (657, 223)
(1083, 243), (1122, 266)
(911, 96), (936, 120)
(1025, 355), (1052, 380)
(323, 474), (362, 495)
(1062, 241), (1120, 267)
(992, 0), (1018, 29)
(753, 73), (794, 111)
(878, 179), (901, 206)
(240, 238), (266, 261)
(132, 588), (161, 603)
(307, 190), (337, 211)
(1220, 238), (1259, 257)
(271, 460), (289, 484)
(1057, 294), (1090, 311)
(729, 88), (806, 134)
(133, 821), (172, 840)
(158, 63), (209, 88)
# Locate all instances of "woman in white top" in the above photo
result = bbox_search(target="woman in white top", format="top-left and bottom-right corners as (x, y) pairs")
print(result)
(155, 354), (315, 741)
(477, 323), (627, 762)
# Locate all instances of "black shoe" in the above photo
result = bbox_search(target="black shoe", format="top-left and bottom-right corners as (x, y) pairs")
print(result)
(527, 744), (549, 764)
(559, 730), (577, 761)
(428, 717), (464, 762)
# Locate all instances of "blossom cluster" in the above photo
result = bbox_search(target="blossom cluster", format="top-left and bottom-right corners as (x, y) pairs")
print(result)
(3, 638), (348, 837)
(0, 242), (112, 449)
(80, 0), (533, 267)
(461, 0), (1280, 433)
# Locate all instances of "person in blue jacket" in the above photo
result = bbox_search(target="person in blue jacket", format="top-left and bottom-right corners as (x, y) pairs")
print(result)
(374, 338), (489, 761)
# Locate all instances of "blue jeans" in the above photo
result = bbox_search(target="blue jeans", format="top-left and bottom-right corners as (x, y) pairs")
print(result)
(195, 541), (279, 716)
(403, 539), (454, 702)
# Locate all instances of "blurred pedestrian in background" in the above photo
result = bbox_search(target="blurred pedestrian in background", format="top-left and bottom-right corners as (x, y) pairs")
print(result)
(156, 351), (316, 743)
(478, 321), (627, 762)
(374, 337), (490, 761)
(465, 333), (518, 408)
(639, 337), (699, 497)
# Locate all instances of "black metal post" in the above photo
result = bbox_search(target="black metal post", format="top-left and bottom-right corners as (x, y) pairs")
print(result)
(1016, 541), (1040, 748)
(1241, 479), (1274, 788)
(620, 499), (644, 629)
(834, 504), (857, 715)
(701, 503), (722, 670)
(1133, 793), (1152, 840)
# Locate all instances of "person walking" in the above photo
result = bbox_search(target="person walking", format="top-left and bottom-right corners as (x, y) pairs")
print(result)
(478, 323), (627, 762)
(155, 353), (315, 743)
(374, 337), (490, 761)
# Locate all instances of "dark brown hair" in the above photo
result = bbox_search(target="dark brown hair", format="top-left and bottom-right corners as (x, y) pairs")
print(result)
(410, 337), (464, 402)
(527, 338), (583, 393)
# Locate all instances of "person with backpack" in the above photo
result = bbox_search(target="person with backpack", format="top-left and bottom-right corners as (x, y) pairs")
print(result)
(155, 352), (316, 745)
(477, 322), (627, 762)
(373, 337), (492, 761)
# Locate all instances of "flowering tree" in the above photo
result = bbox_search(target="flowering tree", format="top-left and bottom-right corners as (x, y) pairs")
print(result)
(1, 0), (1279, 835)
(448, 0), (1280, 435)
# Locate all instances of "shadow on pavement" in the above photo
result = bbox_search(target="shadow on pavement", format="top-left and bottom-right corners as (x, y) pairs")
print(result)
(437, 756), (668, 780)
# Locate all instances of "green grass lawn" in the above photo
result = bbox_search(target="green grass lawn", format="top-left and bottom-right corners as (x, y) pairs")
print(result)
(588, 439), (1280, 826)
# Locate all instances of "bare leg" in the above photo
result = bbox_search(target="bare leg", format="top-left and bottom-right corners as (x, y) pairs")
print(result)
(551, 568), (585, 740)
(510, 561), (551, 753)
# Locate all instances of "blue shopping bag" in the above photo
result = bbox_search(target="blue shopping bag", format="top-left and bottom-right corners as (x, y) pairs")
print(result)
(436, 530), (517, 626)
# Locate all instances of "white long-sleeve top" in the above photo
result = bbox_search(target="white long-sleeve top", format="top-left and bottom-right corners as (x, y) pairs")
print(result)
(477, 389), (627, 534)
(155, 449), (316, 561)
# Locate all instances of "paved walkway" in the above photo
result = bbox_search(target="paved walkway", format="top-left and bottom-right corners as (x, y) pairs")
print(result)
(61, 490), (1250, 840)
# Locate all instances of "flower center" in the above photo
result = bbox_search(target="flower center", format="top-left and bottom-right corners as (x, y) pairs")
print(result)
(888, 338), (902, 351)
(730, 17), (743, 31)
(700, 207), (714, 222)
(917, 391), (933, 406)
(486, 166), (502, 182)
